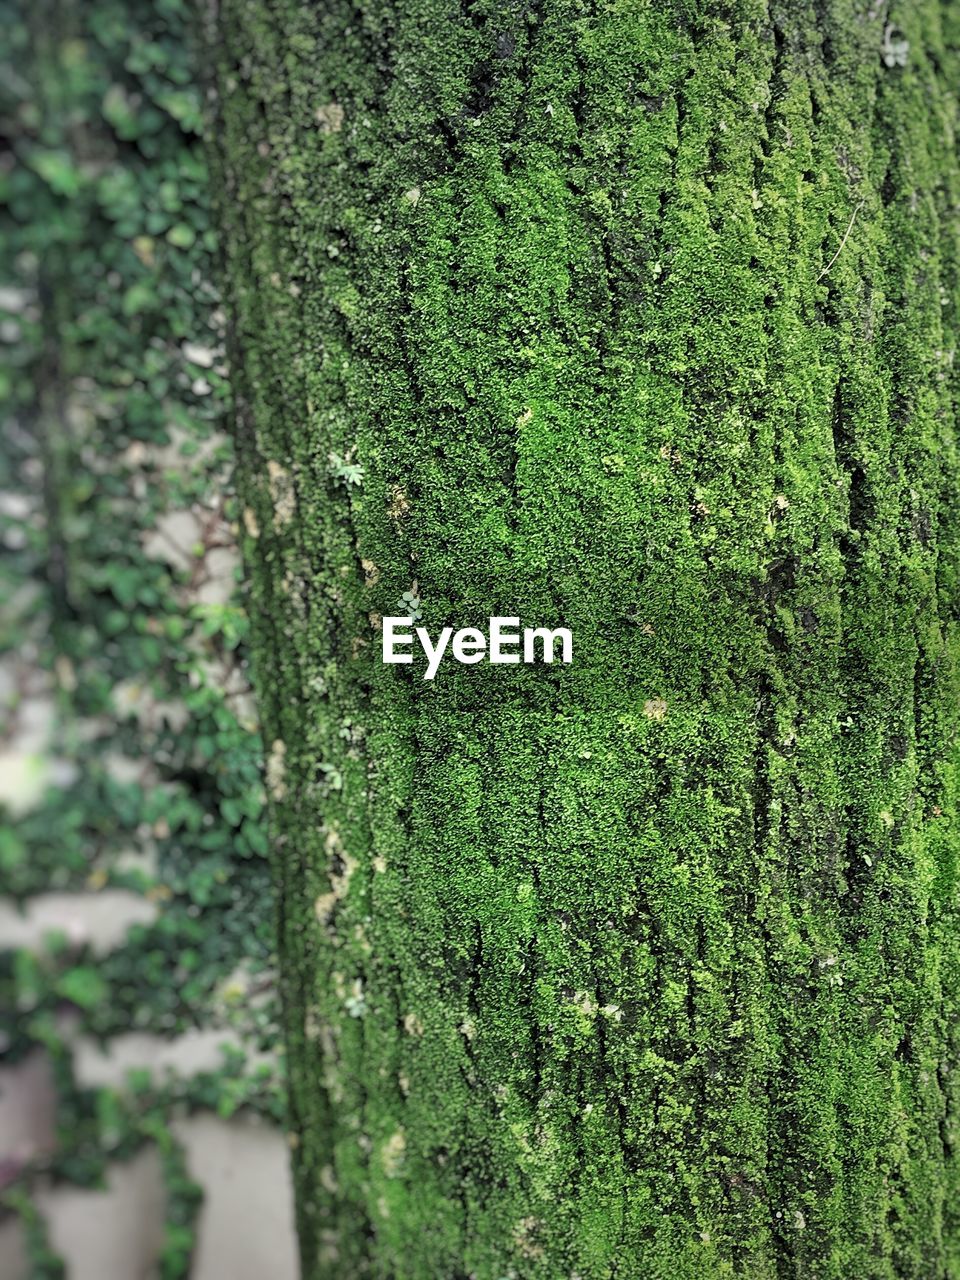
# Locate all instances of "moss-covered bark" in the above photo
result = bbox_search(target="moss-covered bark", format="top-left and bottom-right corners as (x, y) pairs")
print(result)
(212, 2), (960, 1276)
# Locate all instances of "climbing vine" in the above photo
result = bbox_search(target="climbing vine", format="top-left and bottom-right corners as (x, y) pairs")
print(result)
(0, 1), (279, 1274)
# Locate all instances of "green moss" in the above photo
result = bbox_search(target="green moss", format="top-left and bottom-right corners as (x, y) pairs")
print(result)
(213, 1), (960, 1276)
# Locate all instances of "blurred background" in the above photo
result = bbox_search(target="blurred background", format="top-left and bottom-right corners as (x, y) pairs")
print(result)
(1, 2), (296, 1274)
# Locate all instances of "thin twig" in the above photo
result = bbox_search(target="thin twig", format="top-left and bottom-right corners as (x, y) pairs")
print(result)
(817, 199), (865, 281)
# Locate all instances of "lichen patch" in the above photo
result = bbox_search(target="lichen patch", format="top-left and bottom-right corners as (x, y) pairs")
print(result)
(381, 1130), (406, 1178)
(267, 460), (296, 526)
(266, 738), (287, 800)
(403, 1012), (424, 1036)
(316, 102), (344, 133)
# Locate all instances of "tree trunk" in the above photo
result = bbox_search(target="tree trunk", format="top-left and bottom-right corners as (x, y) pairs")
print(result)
(212, 3), (960, 1276)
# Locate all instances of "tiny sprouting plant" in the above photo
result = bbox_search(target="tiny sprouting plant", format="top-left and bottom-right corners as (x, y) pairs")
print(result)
(345, 990), (367, 1018)
(316, 761), (344, 792)
(881, 24), (909, 68)
(328, 451), (364, 488)
(398, 590), (422, 622)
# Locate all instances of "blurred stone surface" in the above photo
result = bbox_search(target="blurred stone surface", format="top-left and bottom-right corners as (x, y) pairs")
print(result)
(174, 1113), (298, 1280)
(0, 1216), (27, 1280)
(73, 1028), (253, 1089)
(194, 547), (240, 606)
(0, 891), (158, 954)
(142, 509), (203, 572)
(36, 1148), (165, 1280)
(0, 1050), (57, 1174)
(0, 1041), (296, 1279)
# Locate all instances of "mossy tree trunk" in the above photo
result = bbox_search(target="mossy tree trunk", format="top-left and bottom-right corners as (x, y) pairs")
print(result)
(212, 3), (960, 1276)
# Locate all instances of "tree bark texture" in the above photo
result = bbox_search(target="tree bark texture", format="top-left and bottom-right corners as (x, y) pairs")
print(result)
(213, 3), (960, 1276)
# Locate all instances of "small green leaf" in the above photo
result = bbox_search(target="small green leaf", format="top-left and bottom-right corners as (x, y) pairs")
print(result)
(166, 223), (196, 249)
(58, 966), (108, 1010)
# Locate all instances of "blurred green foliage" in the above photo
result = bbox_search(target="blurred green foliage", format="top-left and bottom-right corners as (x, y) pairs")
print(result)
(1, 0), (280, 1272)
